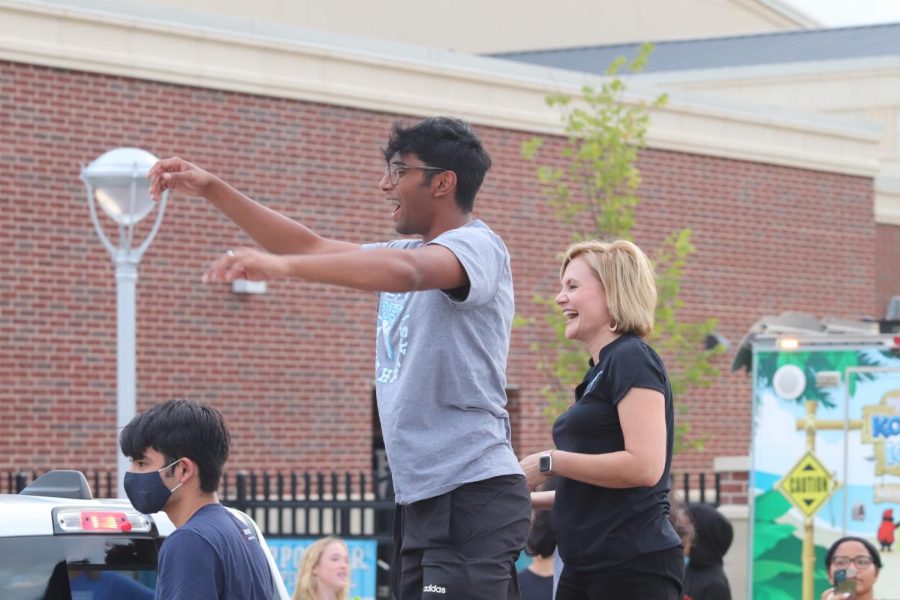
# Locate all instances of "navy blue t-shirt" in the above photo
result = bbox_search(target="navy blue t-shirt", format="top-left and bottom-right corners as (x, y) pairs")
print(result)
(551, 334), (682, 569)
(517, 567), (553, 600)
(156, 503), (274, 600)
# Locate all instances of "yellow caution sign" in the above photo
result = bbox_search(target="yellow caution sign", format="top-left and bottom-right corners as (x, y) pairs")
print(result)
(777, 452), (838, 517)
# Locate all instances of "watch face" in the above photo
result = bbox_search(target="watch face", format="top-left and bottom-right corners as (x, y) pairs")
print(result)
(539, 454), (551, 472)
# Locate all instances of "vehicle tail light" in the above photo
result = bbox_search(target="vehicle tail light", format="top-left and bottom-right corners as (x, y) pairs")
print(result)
(83, 511), (132, 532)
(55, 509), (153, 534)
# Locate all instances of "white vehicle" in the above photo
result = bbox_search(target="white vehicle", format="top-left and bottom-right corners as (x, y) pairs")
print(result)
(0, 470), (290, 600)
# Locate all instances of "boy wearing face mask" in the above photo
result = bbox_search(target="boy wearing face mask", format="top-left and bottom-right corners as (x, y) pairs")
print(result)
(119, 399), (274, 600)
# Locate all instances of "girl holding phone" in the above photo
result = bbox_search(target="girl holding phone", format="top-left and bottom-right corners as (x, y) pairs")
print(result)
(821, 537), (882, 600)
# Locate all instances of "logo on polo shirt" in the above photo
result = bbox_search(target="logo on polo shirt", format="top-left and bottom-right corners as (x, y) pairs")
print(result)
(585, 370), (604, 393)
(422, 584), (446, 594)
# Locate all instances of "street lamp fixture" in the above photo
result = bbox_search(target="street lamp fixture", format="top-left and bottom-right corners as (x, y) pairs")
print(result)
(81, 147), (170, 499)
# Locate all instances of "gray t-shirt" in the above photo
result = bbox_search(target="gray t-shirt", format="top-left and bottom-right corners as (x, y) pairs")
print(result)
(364, 220), (523, 504)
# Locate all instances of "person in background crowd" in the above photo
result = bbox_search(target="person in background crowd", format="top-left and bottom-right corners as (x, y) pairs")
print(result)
(149, 116), (530, 600)
(521, 239), (683, 600)
(683, 504), (732, 600)
(821, 536), (882, 600)
(292, 536), (350, 600)
(119, 399), (275, 600)
(668, 492), (695, 558)
(518, 479), (558, 600)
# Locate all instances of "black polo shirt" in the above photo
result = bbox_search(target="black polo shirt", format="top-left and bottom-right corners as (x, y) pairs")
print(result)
(551, 334), (682, 569)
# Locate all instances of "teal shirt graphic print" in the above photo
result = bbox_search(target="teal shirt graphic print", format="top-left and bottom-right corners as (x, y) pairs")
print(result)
(376, 292), (409, 384)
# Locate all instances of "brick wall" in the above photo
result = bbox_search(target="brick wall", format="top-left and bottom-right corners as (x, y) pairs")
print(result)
(718, 471), (750, 506)
(0, 60), (887, 478)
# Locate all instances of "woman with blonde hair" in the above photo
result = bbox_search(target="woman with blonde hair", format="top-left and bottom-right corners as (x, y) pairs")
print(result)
(291, 536), (350, 600)
(521, 239), (683, 599)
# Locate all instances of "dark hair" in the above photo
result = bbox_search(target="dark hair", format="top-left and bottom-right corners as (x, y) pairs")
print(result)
(383, 116), (491, 213)
(525, 509), (556, 558)
(824, 536), (882, 570)
(668, 492), (695, 549)
(119, 399), (230, 493)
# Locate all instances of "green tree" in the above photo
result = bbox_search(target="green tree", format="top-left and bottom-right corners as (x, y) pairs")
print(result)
(522, 44), (720, 449)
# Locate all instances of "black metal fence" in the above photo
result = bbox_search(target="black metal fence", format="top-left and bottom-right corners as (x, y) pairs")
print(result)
(6, 468), (719, 511)
(220, 470), (395, 542)
(674, 471), (722, 505)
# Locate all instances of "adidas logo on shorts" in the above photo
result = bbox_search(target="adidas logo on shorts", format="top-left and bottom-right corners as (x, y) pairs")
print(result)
(422, 584), (447, 594)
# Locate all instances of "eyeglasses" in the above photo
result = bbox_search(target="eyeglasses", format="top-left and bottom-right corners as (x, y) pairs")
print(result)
(384, 162), (445, 186)
(832, 556), (874, 569)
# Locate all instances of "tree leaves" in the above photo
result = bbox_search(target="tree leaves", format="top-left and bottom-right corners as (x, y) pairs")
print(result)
(520, 44), (721, 450)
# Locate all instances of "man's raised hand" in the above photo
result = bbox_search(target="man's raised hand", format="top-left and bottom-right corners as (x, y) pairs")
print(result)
(202, 247), (291, 284)
(148, 157), (218, 201)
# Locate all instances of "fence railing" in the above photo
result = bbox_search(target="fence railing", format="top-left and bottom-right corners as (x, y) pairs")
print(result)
(6, 468), (719, 509)
(673, 471), (721, 505)
(219, 470), (395, 543)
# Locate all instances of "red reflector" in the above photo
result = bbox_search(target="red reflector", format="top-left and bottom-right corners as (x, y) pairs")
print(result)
(81, 512), (132, 532)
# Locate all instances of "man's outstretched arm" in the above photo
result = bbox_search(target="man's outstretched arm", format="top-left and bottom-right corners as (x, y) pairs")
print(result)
(204, 245), (469, 294)
(149, 157), (359, 256)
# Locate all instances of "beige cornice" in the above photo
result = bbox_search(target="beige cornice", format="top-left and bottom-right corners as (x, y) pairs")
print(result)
(637, 56), (900, 111)
(0, 1), (883, 187)
(636, 58), (900, 225)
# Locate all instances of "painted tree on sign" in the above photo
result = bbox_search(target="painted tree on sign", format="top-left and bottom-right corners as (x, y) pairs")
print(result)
(521, 44), (720, 449)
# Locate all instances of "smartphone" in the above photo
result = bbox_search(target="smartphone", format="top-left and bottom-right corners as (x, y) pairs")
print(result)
(834, 567), (857, 597)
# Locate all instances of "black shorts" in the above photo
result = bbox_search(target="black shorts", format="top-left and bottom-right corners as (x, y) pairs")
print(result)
(390, 474), (531, 600)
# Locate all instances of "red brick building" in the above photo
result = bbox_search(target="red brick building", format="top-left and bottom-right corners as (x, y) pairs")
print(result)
(1, 2), (896, 485)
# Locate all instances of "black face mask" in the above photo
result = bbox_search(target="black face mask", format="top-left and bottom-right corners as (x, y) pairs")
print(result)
(123, 458), (185, 514)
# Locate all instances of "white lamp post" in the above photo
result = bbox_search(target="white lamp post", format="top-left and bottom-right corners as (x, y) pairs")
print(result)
(81, 148), (170, 499)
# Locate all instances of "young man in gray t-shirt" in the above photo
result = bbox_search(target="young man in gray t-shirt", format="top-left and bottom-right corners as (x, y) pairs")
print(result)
(149, 117), (530, 599)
